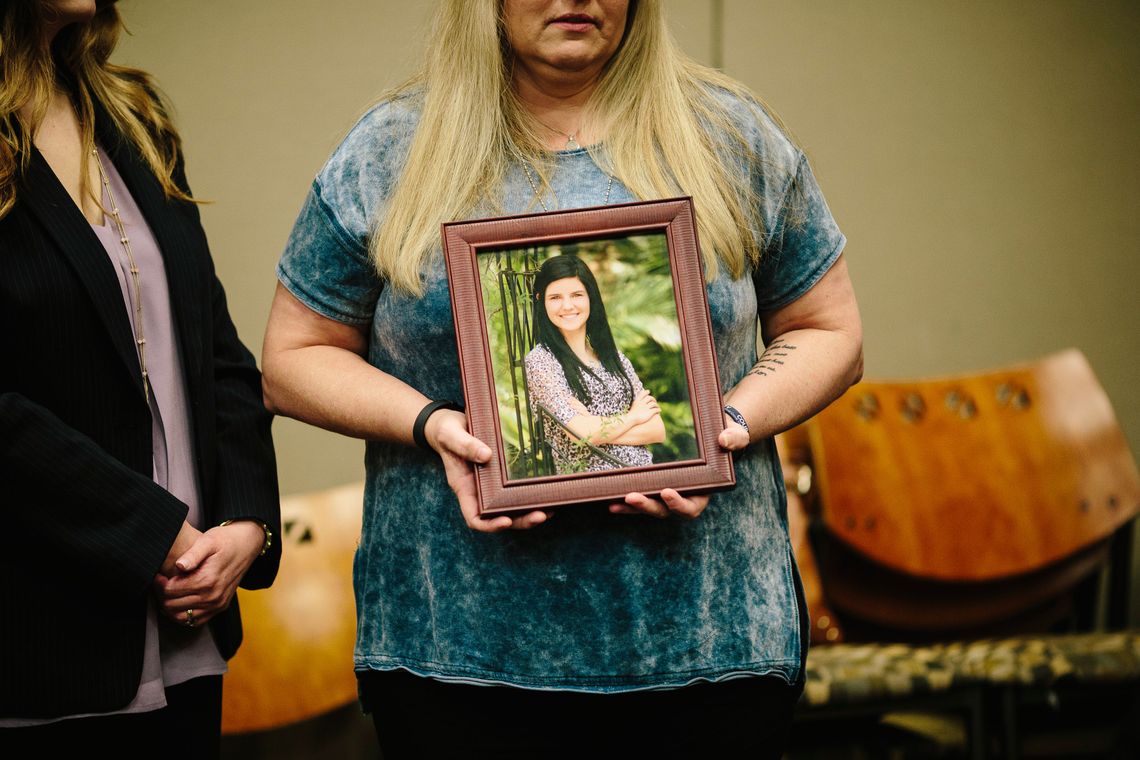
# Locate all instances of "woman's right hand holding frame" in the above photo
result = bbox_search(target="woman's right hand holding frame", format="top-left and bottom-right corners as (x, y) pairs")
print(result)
(422, 407), (550, 532)
(262, 284), (549, 533)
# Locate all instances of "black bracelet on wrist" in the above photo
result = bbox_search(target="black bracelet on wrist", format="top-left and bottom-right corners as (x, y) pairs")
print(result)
(723, 404), (749, 434)
(413, 399), (464, 450)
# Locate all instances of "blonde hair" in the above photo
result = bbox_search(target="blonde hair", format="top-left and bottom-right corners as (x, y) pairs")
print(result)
(374, 0), (787, 296)
(0, 0), (190, 220)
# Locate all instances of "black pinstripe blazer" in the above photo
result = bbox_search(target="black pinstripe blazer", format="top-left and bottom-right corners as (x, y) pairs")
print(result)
(0, 119), (281, 719)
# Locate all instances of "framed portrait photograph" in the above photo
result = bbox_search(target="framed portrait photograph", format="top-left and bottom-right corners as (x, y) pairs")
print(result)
(442, 197), (735, 514)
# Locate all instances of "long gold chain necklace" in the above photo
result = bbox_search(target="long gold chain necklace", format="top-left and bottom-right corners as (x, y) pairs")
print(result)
(92, 148), (151, 404)
(521, 162), (613, 213)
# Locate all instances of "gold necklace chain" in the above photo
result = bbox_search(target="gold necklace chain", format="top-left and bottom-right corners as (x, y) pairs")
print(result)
(521, 162), (613, 213)
(92, 148), (150, 404)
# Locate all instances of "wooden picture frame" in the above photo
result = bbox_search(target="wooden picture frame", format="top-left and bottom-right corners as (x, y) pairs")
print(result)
(442, 197), (735, 514)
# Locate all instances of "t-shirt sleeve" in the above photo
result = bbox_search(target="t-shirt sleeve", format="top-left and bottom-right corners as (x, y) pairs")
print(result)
(276, 182), (381, 325)
(752, 153), (846, 312)
(524, 347), (578, 425)
(276, 99), (418, 325)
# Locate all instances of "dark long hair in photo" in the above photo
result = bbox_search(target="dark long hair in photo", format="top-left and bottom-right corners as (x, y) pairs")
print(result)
(531, 253), (633, 407)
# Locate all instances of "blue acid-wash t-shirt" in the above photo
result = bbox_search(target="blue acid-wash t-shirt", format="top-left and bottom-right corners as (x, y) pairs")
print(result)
(277, 90), (845, 692)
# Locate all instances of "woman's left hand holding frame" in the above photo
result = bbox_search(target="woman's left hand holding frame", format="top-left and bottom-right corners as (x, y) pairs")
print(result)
(609, 253), (862, 521)
(609, 489), (711, 520)
(609, 408), (747, 520)
(261, 283), (550, 532)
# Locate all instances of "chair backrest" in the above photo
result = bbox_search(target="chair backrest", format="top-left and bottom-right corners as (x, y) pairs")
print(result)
(806, 349), (1140, 639)
(221, 482), (364, 734)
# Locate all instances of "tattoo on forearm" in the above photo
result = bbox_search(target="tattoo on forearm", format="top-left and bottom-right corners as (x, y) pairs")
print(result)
(746, 338), (797, 378)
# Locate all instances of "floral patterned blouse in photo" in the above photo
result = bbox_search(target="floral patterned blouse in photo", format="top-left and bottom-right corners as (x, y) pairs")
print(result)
(523, 343), (653, 473)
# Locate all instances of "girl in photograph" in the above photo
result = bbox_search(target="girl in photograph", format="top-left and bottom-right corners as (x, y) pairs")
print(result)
(524, 252), (664, 473)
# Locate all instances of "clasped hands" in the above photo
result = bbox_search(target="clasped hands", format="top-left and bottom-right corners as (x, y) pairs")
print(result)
(152, 520), (265, 627)
(424, 408), (749, 533)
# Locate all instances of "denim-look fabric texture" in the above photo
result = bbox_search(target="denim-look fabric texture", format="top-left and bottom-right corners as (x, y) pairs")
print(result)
(277, 91), (845, 692)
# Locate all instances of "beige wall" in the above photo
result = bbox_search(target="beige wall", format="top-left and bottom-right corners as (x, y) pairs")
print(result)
(116, 1), (433, 493)
(115, 1), (1139, 607)
(724, 0), (1140, 433)
(720, 0), (1140, 618)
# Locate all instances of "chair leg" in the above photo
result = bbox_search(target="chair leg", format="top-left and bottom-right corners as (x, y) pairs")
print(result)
(967, 688), (987, 760)
(1108, 524), (1134, 629)
(1002, 686), (1020, 760)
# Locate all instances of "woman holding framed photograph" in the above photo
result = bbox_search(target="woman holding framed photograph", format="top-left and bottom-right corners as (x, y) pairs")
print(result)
(524, 252), (665, 473)
(262, 0), (862, 756)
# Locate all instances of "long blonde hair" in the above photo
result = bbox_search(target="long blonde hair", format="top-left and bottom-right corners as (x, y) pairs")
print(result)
(0, 0), (190, 220)
(374, 0), (786, 296)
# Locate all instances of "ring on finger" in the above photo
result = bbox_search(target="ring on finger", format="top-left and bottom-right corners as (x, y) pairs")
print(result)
(184, 608), (197, 628)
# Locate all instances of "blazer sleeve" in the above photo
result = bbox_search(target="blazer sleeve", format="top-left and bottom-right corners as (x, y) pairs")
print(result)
(206, 262), (282, 590)
(0, 391), (188, 595)
(168, 149), (281, 590)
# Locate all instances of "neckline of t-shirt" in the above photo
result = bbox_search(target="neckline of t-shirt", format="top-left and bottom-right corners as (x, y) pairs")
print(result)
(552, 144), (599, 158)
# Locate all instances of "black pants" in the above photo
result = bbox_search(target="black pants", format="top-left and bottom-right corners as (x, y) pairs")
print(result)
(0, 675), (222, 760)
(360, 669), (802, 759)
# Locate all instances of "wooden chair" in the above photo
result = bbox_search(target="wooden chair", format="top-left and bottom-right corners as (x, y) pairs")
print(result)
(221, 482), (364, 734)
(794, 349), (1140, 758)
(806, 348), (1140, 642)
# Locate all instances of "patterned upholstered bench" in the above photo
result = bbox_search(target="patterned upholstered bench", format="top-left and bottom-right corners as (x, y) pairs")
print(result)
(797, 631), (1140, 758)
(802, 631), (1140, 709)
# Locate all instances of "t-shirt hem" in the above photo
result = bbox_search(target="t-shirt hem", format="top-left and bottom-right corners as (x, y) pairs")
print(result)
(352, 655), (799, 693)
(276, 265), (375, 326)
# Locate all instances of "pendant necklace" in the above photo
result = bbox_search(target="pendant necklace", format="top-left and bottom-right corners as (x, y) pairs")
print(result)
(93, 148), (151, 404)
(535, 116), (583, 151)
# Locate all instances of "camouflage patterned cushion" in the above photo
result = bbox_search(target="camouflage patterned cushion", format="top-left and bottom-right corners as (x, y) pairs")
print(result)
(801, 631), (1140, 707)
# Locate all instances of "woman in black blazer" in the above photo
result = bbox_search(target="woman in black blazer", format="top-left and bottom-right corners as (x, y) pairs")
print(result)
(0, 1), (280, 755)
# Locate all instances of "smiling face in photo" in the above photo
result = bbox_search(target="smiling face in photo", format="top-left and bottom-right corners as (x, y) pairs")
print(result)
(543, 276), (591, 337)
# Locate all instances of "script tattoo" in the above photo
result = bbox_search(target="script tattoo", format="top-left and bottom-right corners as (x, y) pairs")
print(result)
(746, 338), (797, 378)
